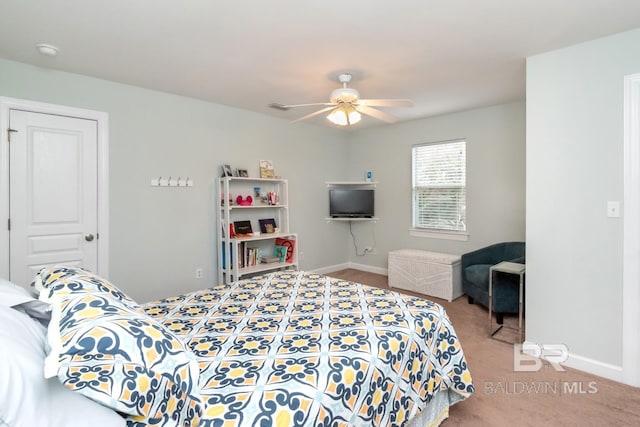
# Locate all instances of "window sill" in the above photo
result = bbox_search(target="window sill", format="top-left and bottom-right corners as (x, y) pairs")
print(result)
(409, 228), (469, 241)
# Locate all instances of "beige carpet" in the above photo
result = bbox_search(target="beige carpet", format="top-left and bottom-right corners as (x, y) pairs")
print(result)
(327, 269), (640, 427)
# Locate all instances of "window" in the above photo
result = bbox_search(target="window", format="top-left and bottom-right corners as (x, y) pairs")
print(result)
(412, 139), (466, 238)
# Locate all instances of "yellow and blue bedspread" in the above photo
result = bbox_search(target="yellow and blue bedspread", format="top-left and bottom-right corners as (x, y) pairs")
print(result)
(144, 271), (474, 426)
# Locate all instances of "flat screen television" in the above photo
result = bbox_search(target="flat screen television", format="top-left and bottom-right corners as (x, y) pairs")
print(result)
(329, 189), (375, 218)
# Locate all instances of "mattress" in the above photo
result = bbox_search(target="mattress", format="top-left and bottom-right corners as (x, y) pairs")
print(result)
(143, 271), (474, 426)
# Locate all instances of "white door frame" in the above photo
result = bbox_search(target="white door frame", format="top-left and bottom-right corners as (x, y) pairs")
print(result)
(0, 97), (109, 280)
(623, 74), (640, 387)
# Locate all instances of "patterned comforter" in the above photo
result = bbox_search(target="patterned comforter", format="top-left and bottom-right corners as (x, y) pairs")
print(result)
(143, 271), (474, 426)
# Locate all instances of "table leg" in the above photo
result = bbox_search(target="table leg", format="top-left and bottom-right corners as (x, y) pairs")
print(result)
(489, 268), (493, 331)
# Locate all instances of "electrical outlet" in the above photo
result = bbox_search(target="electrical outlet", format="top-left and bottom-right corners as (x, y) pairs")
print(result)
(607, 201), (621, 218)
(364, 247), (377, 255)
(195, 268), (203, 279)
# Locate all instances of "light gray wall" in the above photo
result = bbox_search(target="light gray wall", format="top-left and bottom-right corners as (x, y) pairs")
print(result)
(0, 58), (351, 302)
(344, 101), (526, 266)
(526, 28), (640, 366)
(0, 58), (527, 306)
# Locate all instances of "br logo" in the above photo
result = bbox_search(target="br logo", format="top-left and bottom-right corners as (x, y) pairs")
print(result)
(513, 343), (568, 372)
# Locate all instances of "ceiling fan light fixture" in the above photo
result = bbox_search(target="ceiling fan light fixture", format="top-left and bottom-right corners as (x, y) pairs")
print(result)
(327, 106), (361, 126)
(330, 87), (359, 103)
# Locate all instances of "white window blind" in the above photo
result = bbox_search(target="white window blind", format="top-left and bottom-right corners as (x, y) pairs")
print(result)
(412, 140), (466, 232)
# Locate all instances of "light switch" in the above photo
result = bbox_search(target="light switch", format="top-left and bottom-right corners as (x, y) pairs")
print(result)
(607, 201), (621, 218)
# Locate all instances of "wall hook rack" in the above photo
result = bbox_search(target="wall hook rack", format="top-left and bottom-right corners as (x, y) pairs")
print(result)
(151, 176), (194, 187)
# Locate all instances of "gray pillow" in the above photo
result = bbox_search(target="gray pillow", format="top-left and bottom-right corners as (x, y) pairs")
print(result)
(0, 278), (51, 324)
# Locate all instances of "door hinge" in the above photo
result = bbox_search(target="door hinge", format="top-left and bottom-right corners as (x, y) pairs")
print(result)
(7, 218), (10, 231)
(7, 128), (17, 142)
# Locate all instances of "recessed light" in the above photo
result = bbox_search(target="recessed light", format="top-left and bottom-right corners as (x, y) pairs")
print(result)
(36, 43), (59, 57)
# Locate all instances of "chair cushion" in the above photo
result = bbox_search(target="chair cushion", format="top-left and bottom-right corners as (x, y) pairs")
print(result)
(465, 264), (492, 289)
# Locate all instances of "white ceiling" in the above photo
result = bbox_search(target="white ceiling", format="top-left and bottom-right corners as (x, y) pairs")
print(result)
(2, 0), (640, 129)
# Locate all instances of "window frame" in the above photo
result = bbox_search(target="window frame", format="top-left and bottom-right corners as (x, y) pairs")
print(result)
(410, 139), (469, 241)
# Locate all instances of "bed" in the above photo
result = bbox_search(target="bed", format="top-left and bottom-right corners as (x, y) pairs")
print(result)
(1, 267), (474, 427)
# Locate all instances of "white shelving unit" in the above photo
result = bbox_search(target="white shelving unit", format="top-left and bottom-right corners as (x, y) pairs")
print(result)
(325, 181), (379, 222)
(217, 177), (298, 284)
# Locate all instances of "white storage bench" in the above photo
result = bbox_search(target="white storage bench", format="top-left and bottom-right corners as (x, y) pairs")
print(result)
(388, 249), (462, 302)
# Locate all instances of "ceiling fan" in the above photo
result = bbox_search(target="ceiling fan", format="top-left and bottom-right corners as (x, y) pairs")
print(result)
(270, 73), (413, 126)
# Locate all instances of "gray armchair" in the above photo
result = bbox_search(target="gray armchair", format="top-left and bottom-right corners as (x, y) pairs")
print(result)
(461, 242), (525, 324)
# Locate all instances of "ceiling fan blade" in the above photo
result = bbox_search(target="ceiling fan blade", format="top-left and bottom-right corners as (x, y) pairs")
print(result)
(358, 99), (414, 108)
(292, 106), (336, 123)
(273, 102), (335, 109)
(356, 105), (399, 123)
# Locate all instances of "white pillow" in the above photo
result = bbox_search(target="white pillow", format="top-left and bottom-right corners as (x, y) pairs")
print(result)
(0, 277), (36, 306)
(0, 305), (126, 427)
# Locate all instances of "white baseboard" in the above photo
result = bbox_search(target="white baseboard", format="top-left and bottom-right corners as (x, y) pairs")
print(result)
(346, 262), (388, 276)
(522, 340), (623, 383)
(310, 263), (351, 275)
(563, 352), (623, 383)
(310, 262), (388, 277)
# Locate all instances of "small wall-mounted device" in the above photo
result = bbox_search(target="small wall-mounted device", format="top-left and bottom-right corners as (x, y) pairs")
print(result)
(365, 170), (372, 182)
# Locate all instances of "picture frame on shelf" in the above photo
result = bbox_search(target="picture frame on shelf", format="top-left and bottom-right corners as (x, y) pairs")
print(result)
(233, 220), (252, 236)
(259, 160), (274, 179)
(259, 218), (277, 234)
(221, 164), (233, 177)
(237, 168), (248, 177)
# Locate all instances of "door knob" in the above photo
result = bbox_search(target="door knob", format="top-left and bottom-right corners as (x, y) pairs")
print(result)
(85, 234), (94, 242)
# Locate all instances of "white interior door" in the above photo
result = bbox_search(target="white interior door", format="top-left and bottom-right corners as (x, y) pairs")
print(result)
(9, 110), (98, 287)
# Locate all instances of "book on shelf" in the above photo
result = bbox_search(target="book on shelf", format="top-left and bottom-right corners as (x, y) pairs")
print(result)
(245, 247), (263, 267)
(273, 245), (287, 263)
(262, 255), (280, 264)
(221, 243), (233, 269)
